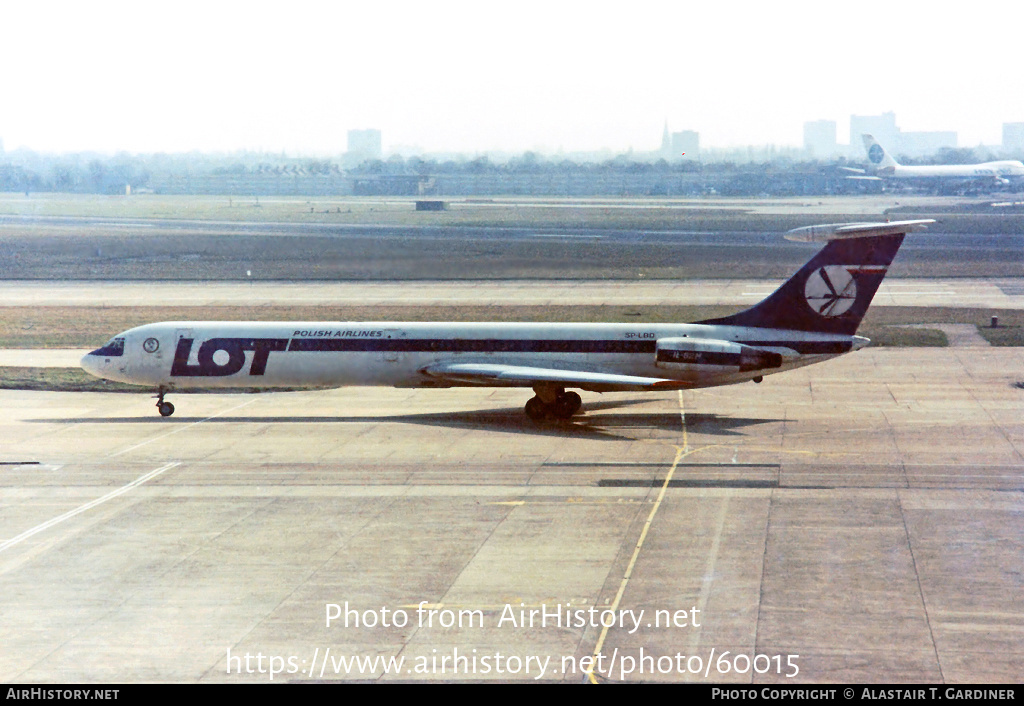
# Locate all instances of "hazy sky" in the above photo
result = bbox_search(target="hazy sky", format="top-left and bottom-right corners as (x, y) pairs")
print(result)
(2, 1), (1021, 155)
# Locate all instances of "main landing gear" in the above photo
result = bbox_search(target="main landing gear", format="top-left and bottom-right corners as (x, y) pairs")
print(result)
(154, 388), (175, 417)
(524, 386), (582, 422)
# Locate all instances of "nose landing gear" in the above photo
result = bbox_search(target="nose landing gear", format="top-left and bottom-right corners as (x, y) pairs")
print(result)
(154, 389), (175, 417)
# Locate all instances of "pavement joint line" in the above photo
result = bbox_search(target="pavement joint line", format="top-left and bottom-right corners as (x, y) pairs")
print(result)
(688, 493), (729, 653)
(586, 390), (689, 683)
(898, 491), (945, 681)
(0, 461), (181, 555)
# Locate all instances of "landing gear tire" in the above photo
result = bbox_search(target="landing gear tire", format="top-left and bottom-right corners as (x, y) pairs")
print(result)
(155, 388), (175, 417)
(525, 396), (548, 421)
(525, 390), (582, 421)
(551, 391), (582, 419)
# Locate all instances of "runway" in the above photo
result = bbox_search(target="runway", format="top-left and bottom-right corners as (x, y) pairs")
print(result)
(1, 347), (1022, 682)
(1, 277), (1022, 309)
(1, 211), (1020, 247)
(0, 208), (1020, 281)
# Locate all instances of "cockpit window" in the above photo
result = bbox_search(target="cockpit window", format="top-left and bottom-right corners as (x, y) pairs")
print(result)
(90, 337), (125, 357)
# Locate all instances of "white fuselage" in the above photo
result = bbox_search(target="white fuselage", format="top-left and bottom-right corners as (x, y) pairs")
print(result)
(81, 320), (863, 392)
(883, 160), (1024, 180)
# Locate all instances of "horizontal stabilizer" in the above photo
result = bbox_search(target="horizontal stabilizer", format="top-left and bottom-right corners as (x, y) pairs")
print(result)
(784, 219), (935, 243)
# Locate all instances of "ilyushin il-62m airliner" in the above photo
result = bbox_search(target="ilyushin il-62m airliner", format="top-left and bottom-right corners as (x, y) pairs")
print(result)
(81, 220), (933, 420)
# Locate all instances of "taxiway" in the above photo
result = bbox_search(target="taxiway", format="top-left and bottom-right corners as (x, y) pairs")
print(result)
(0, 278), (1021, 309)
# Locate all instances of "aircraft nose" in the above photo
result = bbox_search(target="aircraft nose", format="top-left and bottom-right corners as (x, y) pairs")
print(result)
(80, 350), (106, 378)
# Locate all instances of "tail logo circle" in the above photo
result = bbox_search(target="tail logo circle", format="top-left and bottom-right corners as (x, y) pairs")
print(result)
(805, 266), (857, 317)
(868, 144), (885, 164)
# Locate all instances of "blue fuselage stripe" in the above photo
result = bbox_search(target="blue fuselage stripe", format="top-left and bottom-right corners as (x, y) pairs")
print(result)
(285, 338), (851, 356)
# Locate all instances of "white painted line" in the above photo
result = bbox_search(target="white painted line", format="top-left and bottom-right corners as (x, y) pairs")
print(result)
(106, 398), (257, 458)
(0, 462), (181, 554)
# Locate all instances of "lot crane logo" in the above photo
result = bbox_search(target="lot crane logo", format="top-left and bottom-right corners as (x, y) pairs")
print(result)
(868, 143), (885, 164)
(804, 265), (861, 317)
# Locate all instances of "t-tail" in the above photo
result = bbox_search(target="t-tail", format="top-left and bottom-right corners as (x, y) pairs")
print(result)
(697, 220), (935, 336)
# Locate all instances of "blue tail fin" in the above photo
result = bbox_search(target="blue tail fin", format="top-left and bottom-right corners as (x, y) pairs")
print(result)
(697, 220), (933, 336)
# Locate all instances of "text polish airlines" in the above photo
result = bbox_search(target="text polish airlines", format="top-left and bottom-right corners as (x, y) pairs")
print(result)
(81, 220), (933, 420)
(854, 134), (1024, 188)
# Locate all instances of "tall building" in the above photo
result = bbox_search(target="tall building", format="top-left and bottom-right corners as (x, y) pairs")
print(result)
(671, 130), (699, 157)
(849, 112), (956, 158)
(850, 112), (900, 155)
(803, 120), (837, 157)
(660, 121), (672, 158)
(347, 129), (382, 161)
(1003, 123), (1024, 152)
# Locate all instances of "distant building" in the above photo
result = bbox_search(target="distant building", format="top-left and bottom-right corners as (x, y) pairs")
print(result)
(850, 112), (900, 156)
(347, 129), (382, 161)
(849, 112), (956, 158)
(900, 131), (957, 156)
(803, 120), (837, 158)
(671, 130), (699, 158)
(1003, 123), (1024, 152)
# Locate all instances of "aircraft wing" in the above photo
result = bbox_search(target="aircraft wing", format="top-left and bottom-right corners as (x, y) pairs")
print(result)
(421, 362), (693, 392)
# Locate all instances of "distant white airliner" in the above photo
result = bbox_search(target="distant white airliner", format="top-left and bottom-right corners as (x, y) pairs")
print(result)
(81, 219), (933, 420)
(848, 134), (1024, 188)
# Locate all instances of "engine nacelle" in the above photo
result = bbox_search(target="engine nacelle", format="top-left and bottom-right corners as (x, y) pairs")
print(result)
(655, 337), (782, 372)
